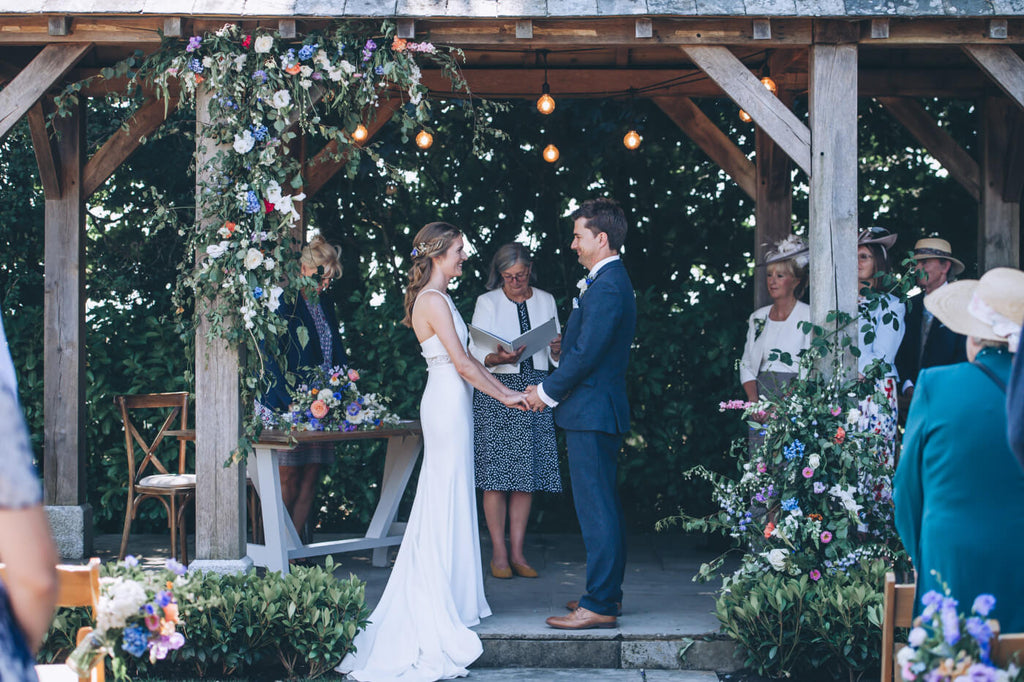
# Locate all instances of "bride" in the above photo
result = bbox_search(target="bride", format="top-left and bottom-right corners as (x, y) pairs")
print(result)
(337, 222), (529, 681)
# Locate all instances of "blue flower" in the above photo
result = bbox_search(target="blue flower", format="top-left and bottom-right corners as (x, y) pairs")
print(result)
(334, 392), (342, 400)
(781, 497), (800, 512)
(165, 558), (187, 575)
(243, 190), (260, 214)
(309, 417), (321, 430)
(123, 555), (138, 568)
(154, 590), (173, 608)
(253, 287), (263, 300)
(298, 43), (316, 61)
(251, 124), (268, 141)
(375, 65), (384, 75)
(252, 69), (268, 83)
(972, 593), (996, 617)
(188, 58), (204, 74)
(122, 626), (149, 657)
(783, 439), (806, 461)
(347, 402), (361, 415)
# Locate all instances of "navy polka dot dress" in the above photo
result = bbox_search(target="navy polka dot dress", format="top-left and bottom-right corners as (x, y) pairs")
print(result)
(472, 300), (562, 493)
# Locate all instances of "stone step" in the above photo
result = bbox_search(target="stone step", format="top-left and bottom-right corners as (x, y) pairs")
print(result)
(467, 669), (719, 681)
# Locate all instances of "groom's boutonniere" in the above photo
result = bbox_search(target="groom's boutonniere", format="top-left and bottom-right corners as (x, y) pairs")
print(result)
(573, 276), (594, 309)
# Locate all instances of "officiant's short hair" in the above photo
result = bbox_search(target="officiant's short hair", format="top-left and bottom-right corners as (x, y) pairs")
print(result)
(571, 198), (628, 252)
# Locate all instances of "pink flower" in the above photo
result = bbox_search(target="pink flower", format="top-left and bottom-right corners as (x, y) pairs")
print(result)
(809, 569), (821, 581)
(347, 368), (360, 382)
(802, 467), (814, 478)
(820, 530), (833, 544)
(756, 461), (767, 474)
(830, 406), (842, 416)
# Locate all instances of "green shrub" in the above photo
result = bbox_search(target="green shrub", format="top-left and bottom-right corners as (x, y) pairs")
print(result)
(38, 557), (369, 680)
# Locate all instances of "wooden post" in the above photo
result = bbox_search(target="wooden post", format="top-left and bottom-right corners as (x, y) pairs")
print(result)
(979, 97), (1022, 272)
(754, 91), (794, 308)
(193, 87), (246, 564)
(43, 99), (85, 507)
(808, 38), (859, 379)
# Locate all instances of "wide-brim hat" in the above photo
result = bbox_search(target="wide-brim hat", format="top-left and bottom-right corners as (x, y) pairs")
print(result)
(762, 235), (809, 268)
(910, 237), (965, 277)
(924, 267), (1024, 352)
(858, 227), (898, 250)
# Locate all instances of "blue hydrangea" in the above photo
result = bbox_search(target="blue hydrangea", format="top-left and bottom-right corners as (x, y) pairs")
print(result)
(251, 124), (269, 141)
(781, 497), (800, 512)
(243, 190), (260, 214)
(122, 626), (149, 658)
(783, 439), (806, 461)
(298, 43), (317, 61)
(188, 58), (203, 74)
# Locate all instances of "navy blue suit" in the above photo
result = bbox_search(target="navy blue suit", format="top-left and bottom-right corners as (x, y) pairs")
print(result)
(543, 258), (636, 616)
(1008, 320), (1024, 470)
(895, 292), (967, 390)
(262, 294), (347, 411)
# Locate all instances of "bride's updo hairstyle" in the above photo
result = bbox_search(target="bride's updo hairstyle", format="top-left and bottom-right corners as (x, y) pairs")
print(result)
(402, 222), (462, 328)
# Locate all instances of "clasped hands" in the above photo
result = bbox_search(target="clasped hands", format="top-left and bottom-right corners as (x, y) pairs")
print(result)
(500, 386), (547, 412)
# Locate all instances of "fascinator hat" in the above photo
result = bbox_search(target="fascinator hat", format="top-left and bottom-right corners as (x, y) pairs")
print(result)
(924, 267), (1024, 353)
(762, 235), (809, 269)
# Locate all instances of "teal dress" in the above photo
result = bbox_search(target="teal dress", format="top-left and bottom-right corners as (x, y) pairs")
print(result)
(894, 348), (1024, 631)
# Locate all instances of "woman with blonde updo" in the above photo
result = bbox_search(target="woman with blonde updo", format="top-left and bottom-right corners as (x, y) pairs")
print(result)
(258, 235), (347, 540)
(338, 222), (529, 682)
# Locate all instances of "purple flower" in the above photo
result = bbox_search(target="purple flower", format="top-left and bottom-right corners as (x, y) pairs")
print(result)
(123, 554), (139, 568)
(165, 558), (187, 575)
(920, 589), (944, 619)
(375, 65), (385, 75)
(963, 663), (1001, 682)
(347, 402), (361, 415)
(972, 594), (996, 617)
(813, 481), (826, 494)
(186, 35), (202, 52)
(154, 590), (173, 608)
(252, 69), (268, 83)
(941, 598), (961, 646)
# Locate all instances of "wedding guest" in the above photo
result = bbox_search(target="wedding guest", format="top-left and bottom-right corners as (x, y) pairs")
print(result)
(894, 267), (1024, 632)
(0, 312), (59, 670)
(895, 236), (967, 403)
(258, 236), (347, 538)
(468, 243), (563, 579)
(1010, 318), (1024, 469)
(855, 227), (906, 467)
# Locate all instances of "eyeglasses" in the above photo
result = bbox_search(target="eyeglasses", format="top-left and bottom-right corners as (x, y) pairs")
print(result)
(501, 271), (530, 283)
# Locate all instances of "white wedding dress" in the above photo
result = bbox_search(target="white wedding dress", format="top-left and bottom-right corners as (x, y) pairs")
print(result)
(337, 289), (491, 681)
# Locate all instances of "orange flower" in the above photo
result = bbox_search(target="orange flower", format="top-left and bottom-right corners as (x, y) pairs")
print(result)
(194, 75), (204, 84)
(166, 581), (173, 590)
(163, 602), (179, 623)
(311, 388), (319, 396)
(223, 221), (236, 233)
(833, 426), (846, 444)
(285, 63), (301, 75)
(808, 513), (822, 521)
(763, 522), (775, 539)
(392, 38), (408, 52)
(310, 400), (329, 419)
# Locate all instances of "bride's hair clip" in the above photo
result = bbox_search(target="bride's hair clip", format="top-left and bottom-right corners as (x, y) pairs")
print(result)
(411, 239), (443, 259)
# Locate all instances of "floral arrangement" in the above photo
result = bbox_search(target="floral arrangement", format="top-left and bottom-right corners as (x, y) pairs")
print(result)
(274, 365), (401, 432)
(897, 586), (1023, 681)
(67, 557), (190, 682)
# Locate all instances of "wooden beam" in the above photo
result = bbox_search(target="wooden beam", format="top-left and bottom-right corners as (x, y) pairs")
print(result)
(1002, 107), (1024, 202)
(979, 96), (1021, 271)
(83, 95), (179, 197)
(876, 96), (980, 201)
(304, 98), (402, 199)
(651, 96), (756, 200)
(809, 42), (859, 378)
(516, 20), (533, 39)
(0, 43), (92, 140)
(754, 91), (795, 308)
(27, 101), (60, 200)
(964, 45), (1024, 112)
(47, 16), (71, 37)
(682, 45), (811, 174)
(43, 100), (86, 506)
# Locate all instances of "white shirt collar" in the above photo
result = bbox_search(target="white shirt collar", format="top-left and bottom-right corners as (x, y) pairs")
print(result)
(589, 255), (620, 279)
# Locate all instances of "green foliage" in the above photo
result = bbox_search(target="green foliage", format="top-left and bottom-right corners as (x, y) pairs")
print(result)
(38, 557), (369, 680)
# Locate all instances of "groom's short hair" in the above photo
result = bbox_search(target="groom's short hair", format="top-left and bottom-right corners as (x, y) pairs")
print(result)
(571, 198), (628, 252)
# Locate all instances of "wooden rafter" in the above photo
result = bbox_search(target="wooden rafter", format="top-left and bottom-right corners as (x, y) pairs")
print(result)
(83, 94), (181, 197)
(651, 96), (756, 200)
(876, 96), (980, 202)
(963, 45), (1024, 112)
(0, 43), (92, 140)
(27, 100), (61, 199)
(682, 45), (811, 175)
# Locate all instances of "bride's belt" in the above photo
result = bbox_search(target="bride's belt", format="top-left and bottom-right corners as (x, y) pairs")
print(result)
(423, 353), (452, 368)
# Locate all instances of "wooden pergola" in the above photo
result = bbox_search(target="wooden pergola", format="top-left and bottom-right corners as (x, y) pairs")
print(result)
(2, 1), (1022, 562)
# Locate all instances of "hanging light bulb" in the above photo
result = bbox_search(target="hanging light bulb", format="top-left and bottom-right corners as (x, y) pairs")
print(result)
(623, 130), (642, 150)
(760, 76), (778, 94)
(738, 109), (752, 123)
(542, 144), (560, 163)
(536, 51), (555, 115)
(352, 124), (369, 143)
(415, 129), (433, 149)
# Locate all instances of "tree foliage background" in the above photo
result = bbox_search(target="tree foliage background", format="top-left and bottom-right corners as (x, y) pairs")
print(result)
(0, 91), (982, 534)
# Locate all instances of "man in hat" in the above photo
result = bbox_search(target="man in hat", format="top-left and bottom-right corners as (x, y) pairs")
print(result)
(895, 237), (967, 401)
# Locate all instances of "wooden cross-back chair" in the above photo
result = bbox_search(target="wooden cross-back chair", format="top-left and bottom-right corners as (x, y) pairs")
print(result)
(881, 571), (917, 682)
(116, 392), (195, 564)
(0, 558), (104, 682)
(992, 625), (1024, 669)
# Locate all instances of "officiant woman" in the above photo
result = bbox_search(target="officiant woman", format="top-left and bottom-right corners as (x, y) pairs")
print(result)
(469, 243), (563, 579)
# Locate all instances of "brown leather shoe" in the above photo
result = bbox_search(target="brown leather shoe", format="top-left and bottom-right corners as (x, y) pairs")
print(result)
(547, 606), (617, 630)
(565, 599), (622, 616)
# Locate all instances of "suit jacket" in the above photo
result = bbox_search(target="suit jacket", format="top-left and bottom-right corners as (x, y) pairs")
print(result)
(544, 259), (636, 435)
(468, 287), (561, 373)
(1009, 320), (1024, 469)
(895, 291), (966, 389)
(261, 293), (348, 411)
(894, 349), (1024, 632)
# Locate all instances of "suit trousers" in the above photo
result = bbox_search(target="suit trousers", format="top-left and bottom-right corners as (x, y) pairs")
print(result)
(565, 429), (627, 616)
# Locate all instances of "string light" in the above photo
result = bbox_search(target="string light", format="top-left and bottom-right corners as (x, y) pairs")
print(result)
(536, 50), (555, 115)
(352, 124), (369, 143)
(623, 130), (642, 150)
(542, 144), (559, 163)
(738, 109), (752, 123)
(738, 76), (779, 123)
(415, 130), (433, 149)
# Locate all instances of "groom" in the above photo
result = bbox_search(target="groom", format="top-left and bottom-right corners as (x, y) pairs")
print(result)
(525, 197), (636, 629)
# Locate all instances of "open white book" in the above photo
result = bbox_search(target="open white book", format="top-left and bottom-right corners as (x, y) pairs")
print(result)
(468, 317), (559, 360)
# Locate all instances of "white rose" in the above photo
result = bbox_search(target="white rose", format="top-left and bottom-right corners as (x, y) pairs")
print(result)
(232, 130), (255, 154)
(272, 89), (291, 109)
(244, 248), (264, 270)
(765, 548), (788, 572)
(908, 627), (928, 648)
(206, 242), (229, 259)
(253, 35), (273, 53)
(339, 60), (355, 75)
(300, 65), (313, 77)
(299, 78), (313, 90)
(326, 67), (343, 82)
(846, 408), (862, 424)
(807, 453), (821, 469)
(262, 257), (275, 270)
(267, 286), (284, 312)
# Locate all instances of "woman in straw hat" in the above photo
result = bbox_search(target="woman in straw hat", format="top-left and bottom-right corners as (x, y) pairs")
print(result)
(894, 267), (1024, 632)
